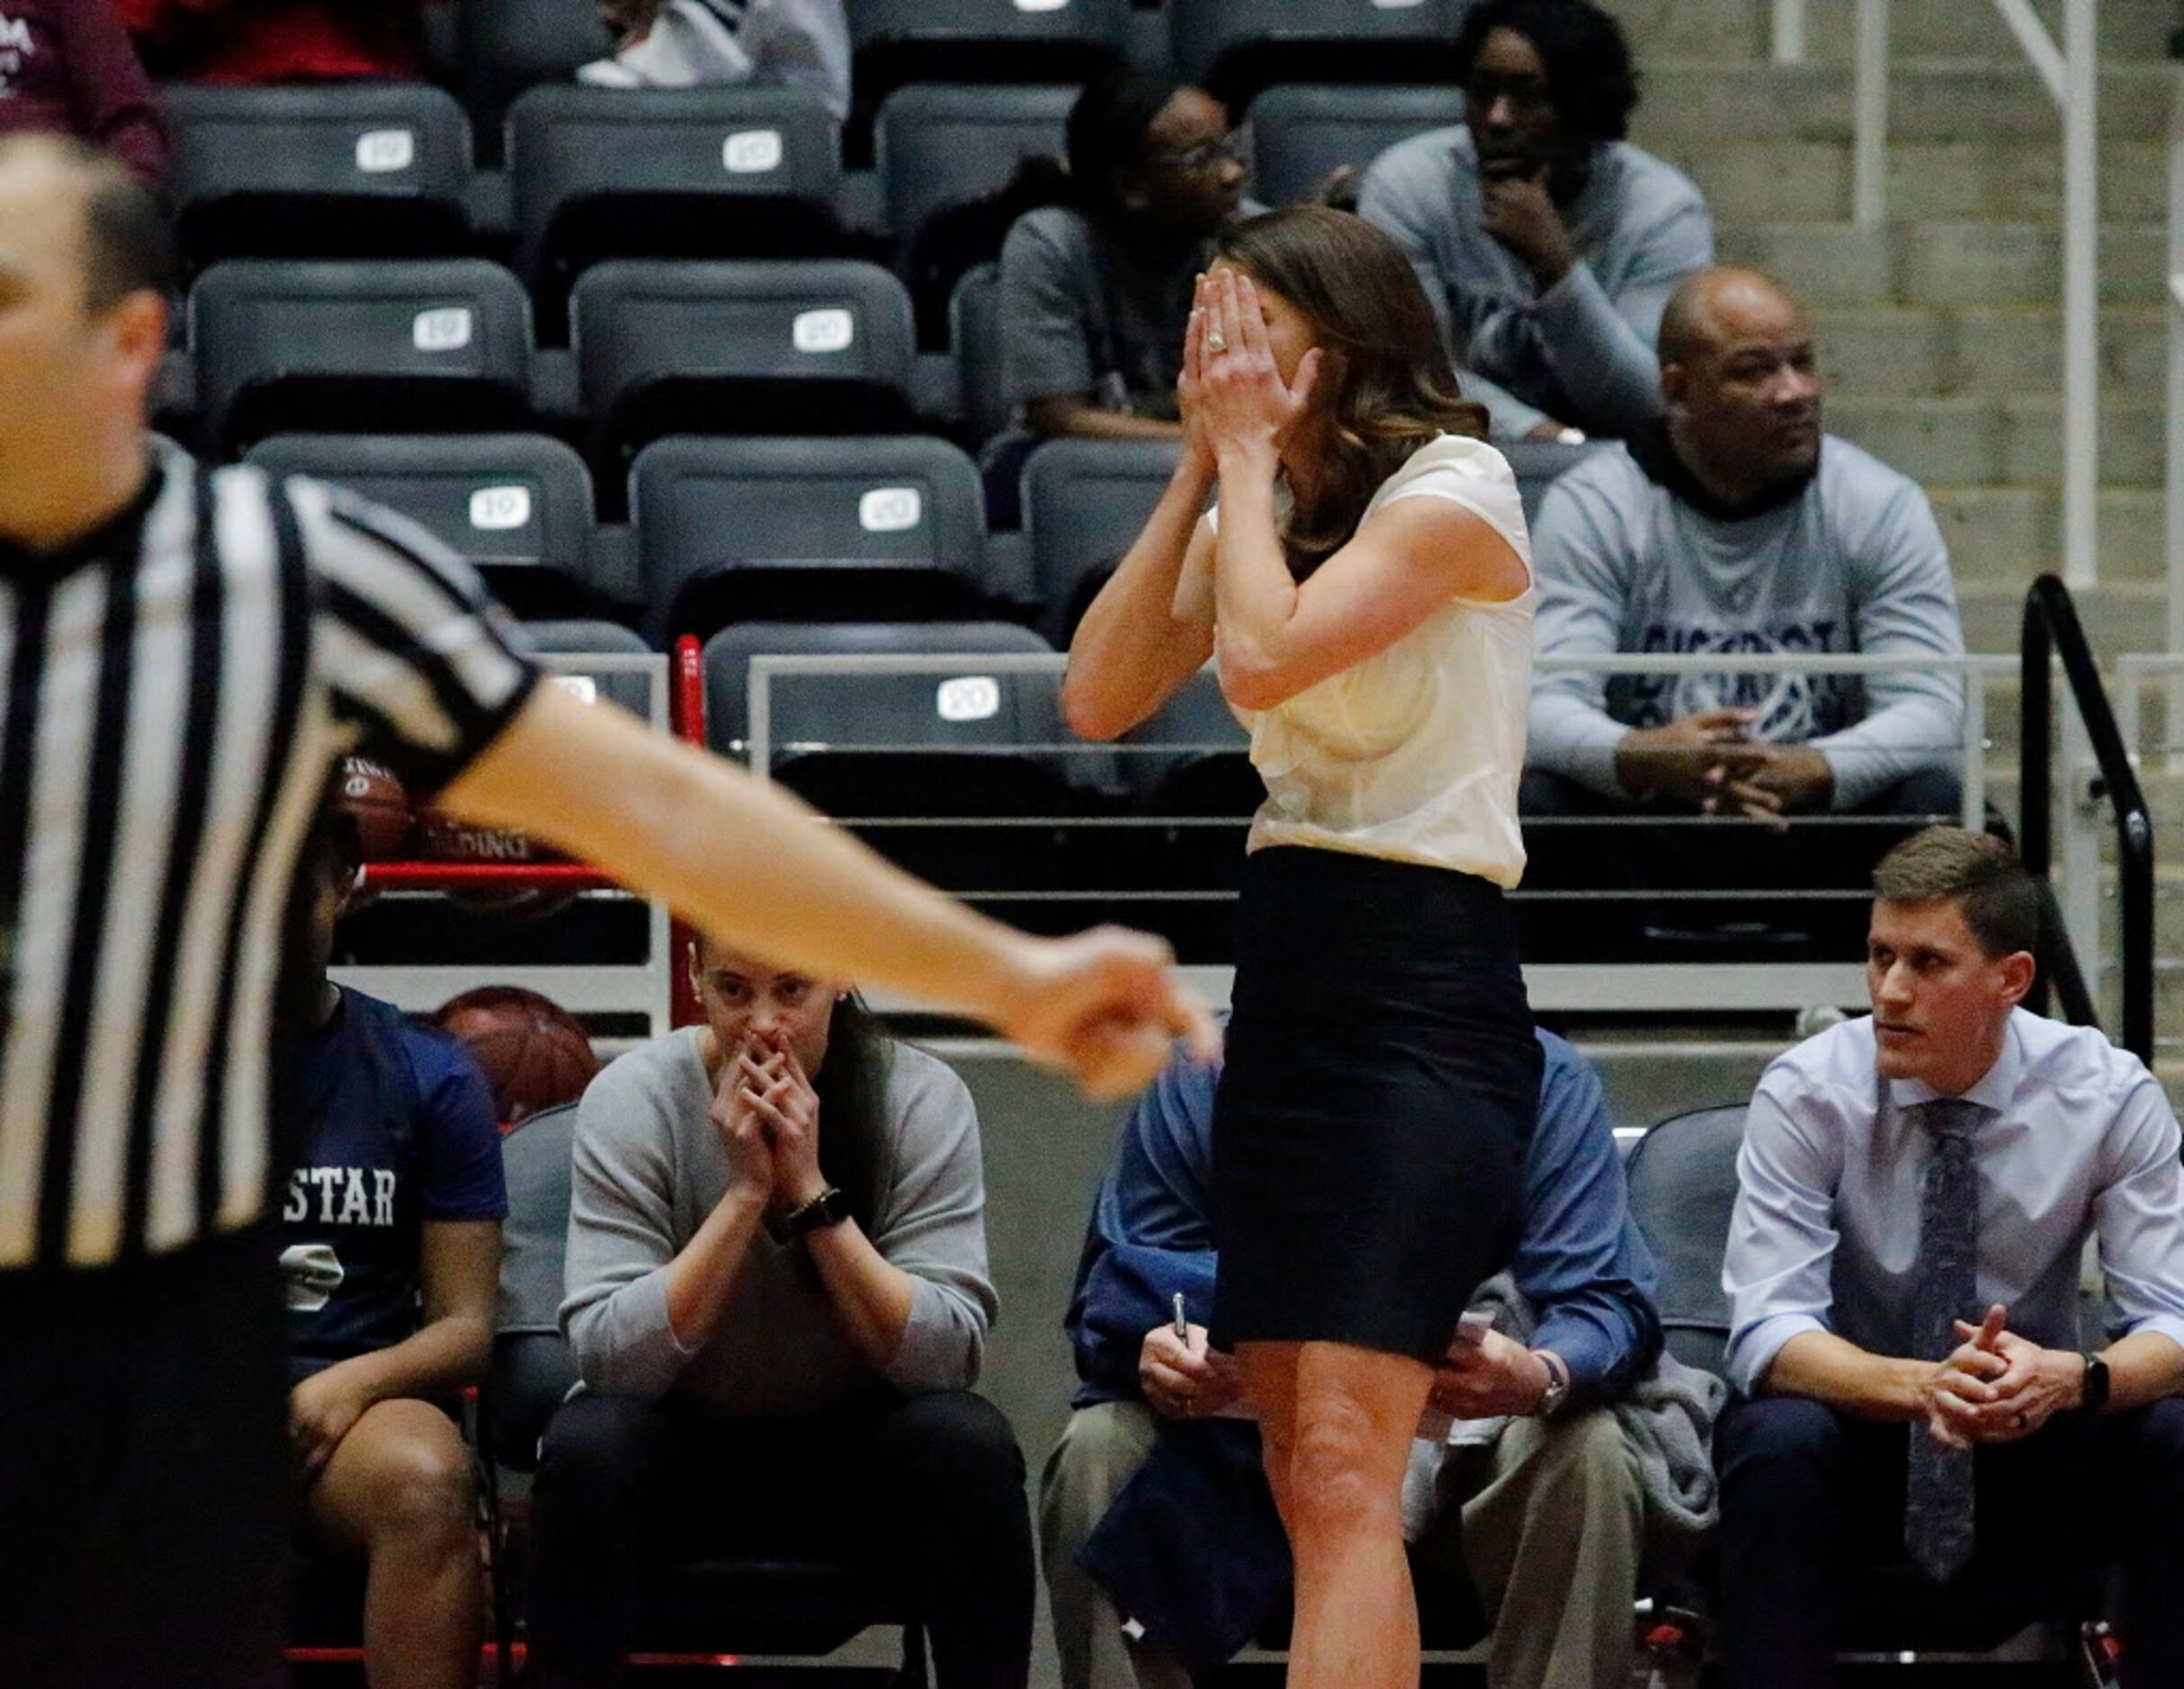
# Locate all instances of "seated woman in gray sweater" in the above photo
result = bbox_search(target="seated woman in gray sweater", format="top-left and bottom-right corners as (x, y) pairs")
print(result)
(524, 938), (1033, 1689)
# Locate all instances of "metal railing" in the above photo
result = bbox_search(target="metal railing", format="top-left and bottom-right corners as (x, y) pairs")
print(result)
(740, 648), (2009, 1018)
(1772, 0), (2102, 588)
(2023, 576), (2153, 1059)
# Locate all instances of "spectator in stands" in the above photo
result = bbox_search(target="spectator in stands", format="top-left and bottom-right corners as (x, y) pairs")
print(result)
(1357, 0), (1711, 442)
(277, 807), (503, 1689)
(998, 71), (1248, 448)
(1715, 827), (2184, 1688)
(0, 0), (165, 180)
(1043, 1028), (1719, 1689)
(525, 936), (1034, 1689)
(1521, 266), (1965, 943)
(120, 0), (427, 83)
(578, 0), (848, 122)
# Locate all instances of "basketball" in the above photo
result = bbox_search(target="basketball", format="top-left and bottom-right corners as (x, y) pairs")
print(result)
(432, 985), (600, 1127)
(414, 809), (576, 918)
(336, 755), (413, 862)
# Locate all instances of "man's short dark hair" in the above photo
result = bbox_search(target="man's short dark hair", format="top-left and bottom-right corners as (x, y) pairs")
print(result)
(0, 135), (178, 310)
(1872, 827), (2041, 960)
(1452, 0), (1640, 147)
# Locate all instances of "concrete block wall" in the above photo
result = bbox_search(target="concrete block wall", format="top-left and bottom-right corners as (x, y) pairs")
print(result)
(1601, 0), (2171, 640)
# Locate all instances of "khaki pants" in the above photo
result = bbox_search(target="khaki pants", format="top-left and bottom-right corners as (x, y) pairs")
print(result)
(1040, 1400), (1643, 1689)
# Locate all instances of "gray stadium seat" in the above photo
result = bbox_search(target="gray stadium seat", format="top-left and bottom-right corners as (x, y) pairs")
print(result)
(631, 434), (986, 639)
(873, 83), (1075, 258)
(1620, 1104), (1746, 1382)
(702, 621), (1090, 901)
(847, 0), (1123, 119)
(1498, 436), (1607, 524)
(572, 260), (917, 460)
(520, 620), (651, 655)
(244, 435), (595, 610)
(1170, 0), (1471, 104)
(508, 85), (846, 333)
(1114, 667), (1256, 960)
(949, 262), (1008, 445)
(1244, 83), (1455, 209)
(188, 260), (533, 454)
(1020, 436), (1182, 629)
(166, 84), (472, 270)
(456, 0), (615, 165)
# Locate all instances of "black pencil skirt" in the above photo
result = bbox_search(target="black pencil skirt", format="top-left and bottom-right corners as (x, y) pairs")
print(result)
(1211, 845), (1542, 1365)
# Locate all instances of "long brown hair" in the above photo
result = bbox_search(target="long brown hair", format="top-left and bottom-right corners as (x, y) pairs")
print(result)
(1212, 206), (1486, 572)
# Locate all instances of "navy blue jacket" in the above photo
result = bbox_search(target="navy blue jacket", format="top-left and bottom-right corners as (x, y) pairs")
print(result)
(1064, 1027), (1660, 1410)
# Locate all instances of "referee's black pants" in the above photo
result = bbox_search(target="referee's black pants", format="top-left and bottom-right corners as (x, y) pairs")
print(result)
(526, 1388), (1035, 1688)
(1714, 1392), (2184, 1689)
(0, 1225), (288, 1688)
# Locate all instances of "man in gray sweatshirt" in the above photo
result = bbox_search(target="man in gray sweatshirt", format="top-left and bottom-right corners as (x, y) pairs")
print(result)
(1356, 0), (1712, 442)
(1523, 267), (1968, 952)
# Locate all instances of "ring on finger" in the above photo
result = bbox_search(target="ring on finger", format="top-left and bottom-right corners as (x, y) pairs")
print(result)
(1204, 329), (1228, 353)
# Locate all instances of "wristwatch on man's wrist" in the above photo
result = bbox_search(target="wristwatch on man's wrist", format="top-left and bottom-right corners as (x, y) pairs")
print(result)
(1532, 1349), (1571, 1417)
(2079, 1350), (2111, 1416)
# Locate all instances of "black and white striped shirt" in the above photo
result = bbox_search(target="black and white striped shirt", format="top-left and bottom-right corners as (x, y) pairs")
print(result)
(0, 442), (539, 1271)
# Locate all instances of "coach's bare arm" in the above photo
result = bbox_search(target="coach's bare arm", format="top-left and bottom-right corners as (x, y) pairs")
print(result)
(440, 683), (1214, 1097)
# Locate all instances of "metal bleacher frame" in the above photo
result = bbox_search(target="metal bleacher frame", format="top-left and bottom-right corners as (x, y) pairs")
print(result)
(739, 648), (2014, 1022)
(329, 651), (682, 1034)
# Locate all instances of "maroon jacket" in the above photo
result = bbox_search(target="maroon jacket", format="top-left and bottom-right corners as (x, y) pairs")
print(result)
(0, 0), (167, 179)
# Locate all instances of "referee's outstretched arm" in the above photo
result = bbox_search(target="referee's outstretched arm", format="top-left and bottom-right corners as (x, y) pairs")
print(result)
(439, 680), (1214, 1098)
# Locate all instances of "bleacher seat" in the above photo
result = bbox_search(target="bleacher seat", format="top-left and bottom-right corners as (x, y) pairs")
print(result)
(189, 260), (533, 454)
(520, 620), (651, 656)
(949, 262), (1009, 445)
(166, 84), (473, 271)
(703, 621), (1088, 903)
(1170, 0), (1469, 106)
(1244, 83), (1455, 209)
(508, 85), (846, 334)
(1499, 436), (1606, 524)
(572, 260), (917, 460)
(873, 83), (1075, 264)
(244, 434), (597, 612)
(1114, 667), (1256, 961)
(1020, 435), (1182, 631)
(455, 0), (614, 165)
(847, 0), (1124, 120)
(1620, 1104), (1745, 1381)
(631, 434), (986, 639)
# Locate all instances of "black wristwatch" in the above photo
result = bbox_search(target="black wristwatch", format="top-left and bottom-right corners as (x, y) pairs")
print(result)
(2079, 1351), (2111, 1416)
(776, 1184), (851, 1241)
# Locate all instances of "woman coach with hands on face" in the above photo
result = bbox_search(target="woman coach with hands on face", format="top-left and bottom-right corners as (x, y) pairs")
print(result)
(1063, 206), (1544, 1689)
(523, 934), (1033, 1689)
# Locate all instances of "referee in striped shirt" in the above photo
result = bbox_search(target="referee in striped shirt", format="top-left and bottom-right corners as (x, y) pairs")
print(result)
(0, 134), (1211, 1686)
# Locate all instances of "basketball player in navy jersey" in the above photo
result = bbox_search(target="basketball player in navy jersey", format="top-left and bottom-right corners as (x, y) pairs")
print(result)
(274, 806), (503, 1689)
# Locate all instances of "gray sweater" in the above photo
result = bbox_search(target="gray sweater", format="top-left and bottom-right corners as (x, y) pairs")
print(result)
(1528, 435), (1966, 812)
(560, 1030), (997, 1416)
(1357, 126), (1713, 440)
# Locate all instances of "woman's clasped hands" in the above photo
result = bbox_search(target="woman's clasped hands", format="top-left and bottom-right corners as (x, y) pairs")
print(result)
(709, 1032), (828, 1215)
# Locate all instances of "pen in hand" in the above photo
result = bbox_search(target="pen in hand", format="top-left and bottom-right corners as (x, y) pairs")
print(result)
(1173, 1291), (1189, 1343)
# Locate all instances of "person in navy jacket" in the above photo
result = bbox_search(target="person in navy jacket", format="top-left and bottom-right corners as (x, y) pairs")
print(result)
(1043, 1025), (1674, 1689)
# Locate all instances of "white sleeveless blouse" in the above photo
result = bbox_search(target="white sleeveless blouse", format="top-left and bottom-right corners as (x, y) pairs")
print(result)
(1213, 433), (1535, 889)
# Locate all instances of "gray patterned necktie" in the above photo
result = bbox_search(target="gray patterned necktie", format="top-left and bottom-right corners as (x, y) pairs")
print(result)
(1903, 1096), (1983, 1581)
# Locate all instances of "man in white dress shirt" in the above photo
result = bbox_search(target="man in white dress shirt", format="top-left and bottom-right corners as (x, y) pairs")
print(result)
(1714, 827), (2184, 1688)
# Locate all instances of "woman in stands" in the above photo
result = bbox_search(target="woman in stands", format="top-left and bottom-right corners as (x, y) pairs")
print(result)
(524, 936), (1033, 1689)
(1062, 206), (1542, 1689)
(998, 69), (1249, 450)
